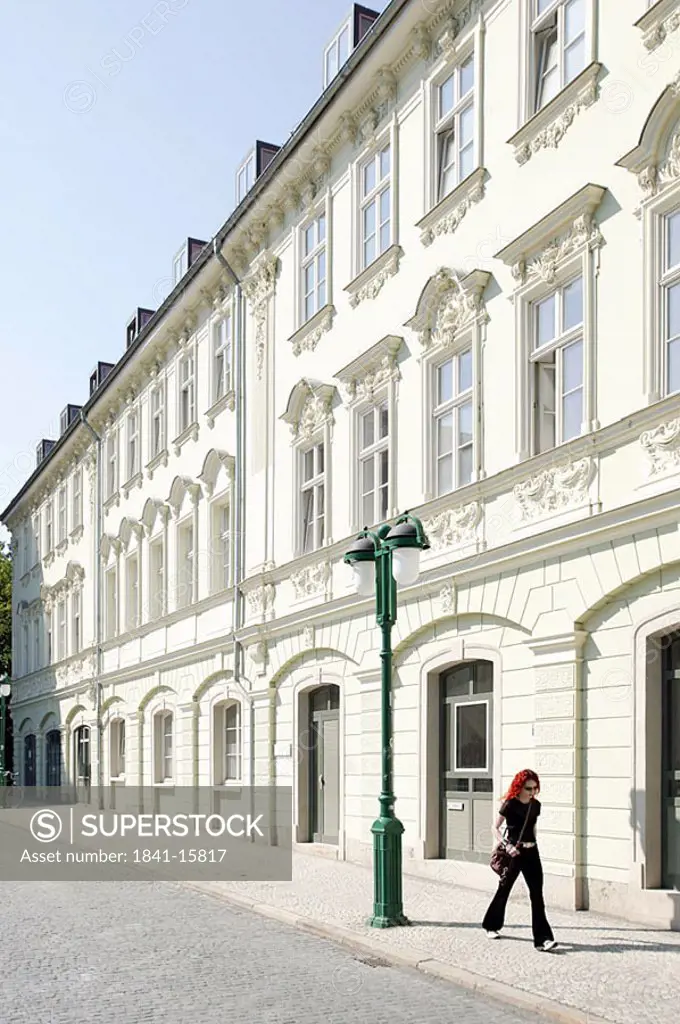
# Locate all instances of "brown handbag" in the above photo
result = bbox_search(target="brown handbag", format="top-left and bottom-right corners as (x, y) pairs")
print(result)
(490, 801), (532, 880)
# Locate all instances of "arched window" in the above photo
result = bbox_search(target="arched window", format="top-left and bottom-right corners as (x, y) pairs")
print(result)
(110, 718), (126, 779)
(153, 710), (173, 783)
(74, 725), (90, 785)
(45, 729), (61, 786)
(213, 702), (241, 784)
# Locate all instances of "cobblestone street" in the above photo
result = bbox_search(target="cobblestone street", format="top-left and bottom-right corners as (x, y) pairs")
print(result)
(4, 880), (547, 1024)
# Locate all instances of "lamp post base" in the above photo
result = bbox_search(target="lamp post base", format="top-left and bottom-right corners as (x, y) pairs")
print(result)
(368, 814), (411, 928)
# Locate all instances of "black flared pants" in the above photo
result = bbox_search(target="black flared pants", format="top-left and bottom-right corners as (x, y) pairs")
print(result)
(482, 846), (554, 947)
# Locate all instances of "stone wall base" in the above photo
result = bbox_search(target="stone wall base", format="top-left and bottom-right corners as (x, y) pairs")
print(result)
(584, 877), (680, 930)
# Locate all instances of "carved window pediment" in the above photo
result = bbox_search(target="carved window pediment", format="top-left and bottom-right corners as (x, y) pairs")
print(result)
(495, 184), (606, 287)
(636, 0), (680, 53)
(280, 379), (336, 442)
(405, 267), (490, 350)
(334, 334), (403, 405)
(198, 449), (235, 497)
(617, 79), (680, 198)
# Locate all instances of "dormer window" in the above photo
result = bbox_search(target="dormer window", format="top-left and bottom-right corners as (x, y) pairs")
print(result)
(325, 21), (350, 86)
(323, 5), (378, 88)
(173, 246), (188, 286)
(237, 153), (256, 204)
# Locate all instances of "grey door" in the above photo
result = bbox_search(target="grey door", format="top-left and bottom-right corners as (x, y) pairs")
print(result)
(309, 686), (340, 844)
(662, 637), (680, 890)
(23, 735), (36, 787)
(45, 730), (61, 786)
(440, 661), (494, 861)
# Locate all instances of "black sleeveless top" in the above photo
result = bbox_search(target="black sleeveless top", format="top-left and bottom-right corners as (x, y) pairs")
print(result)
(499, 797), (540, 844)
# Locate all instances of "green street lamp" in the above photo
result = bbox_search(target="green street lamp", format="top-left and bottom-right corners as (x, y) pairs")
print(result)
(344, 511), (430, 928)
(0, 677), (10, 788)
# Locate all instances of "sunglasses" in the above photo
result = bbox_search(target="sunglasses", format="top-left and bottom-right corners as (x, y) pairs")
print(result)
(524, 784), (538, 791)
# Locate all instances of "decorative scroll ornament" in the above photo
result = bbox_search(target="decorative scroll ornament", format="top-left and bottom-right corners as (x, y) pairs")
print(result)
(281, 380), (335, 441)
(422, 502), (481, 552)
(514, 457), (595, 520)
(640, 418), (680, 476)
(243, 255), (278, 380)
(406, 267), (489, 350)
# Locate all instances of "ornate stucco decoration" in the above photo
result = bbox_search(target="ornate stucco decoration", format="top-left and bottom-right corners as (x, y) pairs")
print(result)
(640, 418), (680, 477)
(435, 0), (484, 60)
(636, 0), (680, 52)
(301, 624), (315, 650)
(344, 245), (403, 309)
(418, 166), (486, 246)
(334, 335), (403, 405)
(439, 579), (457, 615)
(197, 449), (235, 497)
(288, 304), (335, 357)
(167, 476), (201, 518)
(290, 560), (331, 601)
(405, 267), (490, 349)
(617, 80), (680, 202)
(243, 252), (278, 380)
(280, 379), (336, 441)
(422, 501), (481, 553)
(508, 62), (602, 165)
(495, 184), (606, 287)
(141, 498), (168, 536)
(246, 583), (276, 622)
(514, 457), (595, 521)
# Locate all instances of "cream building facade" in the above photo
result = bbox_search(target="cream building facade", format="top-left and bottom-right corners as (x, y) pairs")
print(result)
(3, 0), (680, 928)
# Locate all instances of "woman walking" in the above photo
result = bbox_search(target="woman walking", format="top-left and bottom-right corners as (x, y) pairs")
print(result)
(482, 769), (557, 951)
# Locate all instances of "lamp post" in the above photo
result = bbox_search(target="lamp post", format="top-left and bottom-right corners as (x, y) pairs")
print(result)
(0, 676), (10, 788)
(344, 511), (430, 928)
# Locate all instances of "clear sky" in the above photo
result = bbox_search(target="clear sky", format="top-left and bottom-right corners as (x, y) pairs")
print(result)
(0, 0), (388, 543)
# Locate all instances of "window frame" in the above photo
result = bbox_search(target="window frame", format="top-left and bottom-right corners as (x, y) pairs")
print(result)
(127, 409), (140, 481)
(432, 51), (476, 206)
(148, 535), (166, 620)
(323, 15), (351, 88)
(57, 597), (67, 661)
(299, 441), (326, 555)
(105, 566), (118, 640)
(125, 553), (140, 632)
(530, 0), (588, 113)
(212, 312), (233, 406)
(44, 500), (53, 555)
(153, 710), (174, 784)
(357, 399), (391, 529)
(358, 138), (394, 273)
(178, 351), (196, 435)
(644, 187), (680, 404)
(105, 430), (118, 500)
(72, 589), (81, 654)
(110, 717), (126, 779)
(149, 382), (165, 461)
(300, 209), (328, 325)
(431, 347), (475, 497)
(176, 516), (195, 609)
(72, 469), (82, 531)
(57, 487), (67, 545)
(453, 698), (491, 774)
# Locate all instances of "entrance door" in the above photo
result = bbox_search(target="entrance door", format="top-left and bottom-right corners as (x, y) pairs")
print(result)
(309, 686), (340, 844)
(662, 637), (680, 890)
(74, 725), (91, 794)
(440, 661), (494, 861)
(45, 730), (61, 786)
(23, 735), (36, 786)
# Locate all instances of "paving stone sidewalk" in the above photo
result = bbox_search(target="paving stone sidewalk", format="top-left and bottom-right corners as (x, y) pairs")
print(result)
(189, 850), (680, 1024)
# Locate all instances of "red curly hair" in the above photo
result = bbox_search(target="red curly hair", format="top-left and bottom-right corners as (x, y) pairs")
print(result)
(503, 769), (540, 801)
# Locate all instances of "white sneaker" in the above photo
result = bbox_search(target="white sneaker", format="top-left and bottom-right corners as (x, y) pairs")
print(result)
(538, 939), (557, 951)
(485, 930), (501, 939)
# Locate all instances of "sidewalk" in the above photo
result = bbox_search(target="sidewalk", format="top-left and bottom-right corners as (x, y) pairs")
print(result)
(186, 849), (680, 1024)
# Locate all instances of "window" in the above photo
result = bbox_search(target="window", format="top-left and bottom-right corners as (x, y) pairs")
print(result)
(154, 711), (173, 783)
(45, 730), (61, 786)
(211, 504), (231, 594)
(46, 616), (52, 665)
(173, 246), (187, 285)
(213, 315), (233, 403)
(359, 403), (389, 526)
(532, 0), (586, 112)
(179, 354), (195, 433)
(150, 385), (164, 458)
(433, 350), (474, 495)
(33, 514), (41, 564)
(177, 520), (194, 608)
(57, 599), (66, 661)
(72, 470), (82, 529)
(360, 144), (391, 270)
(324, 19), (350, 87)
(434, 55), (475, 202)
(301, 213), (327, 323)
(127, 411), (139, 479)
(126, 556), (139, 631)
(106, 432), (118, 499)
(662, 209), (680, 396)
(300, 443), (325, 553)
(57, 487), (67, 544)
(214, 702), (241, 783)
(105, 568), (117, 640)
(33, 619), (40, 670)
(22, 624), (28, 675)
(21, 523), (29, 575)
(45, 501), (53, 553)
(110, 719), (125, 778)
(149, 539), (165, 619)
(530, 275), (583, 452)
(72, 590), (81, 654)
(237, 153), (255, 203)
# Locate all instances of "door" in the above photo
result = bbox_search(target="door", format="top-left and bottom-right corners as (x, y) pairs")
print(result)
(662, 638), (680, 890)
(440, 661), (494, 861)
(23, 735), (36, 786)
(45, 730), (61, 786)
(74, 725), (91, 793)
(309, 686), (340, 844)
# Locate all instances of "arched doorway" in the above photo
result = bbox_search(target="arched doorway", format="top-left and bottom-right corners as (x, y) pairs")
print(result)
(303, 685), (340, 845)
(23, 735), (36, 786)
(439, 660), (494, 861)
(45, 730), (61, 786)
